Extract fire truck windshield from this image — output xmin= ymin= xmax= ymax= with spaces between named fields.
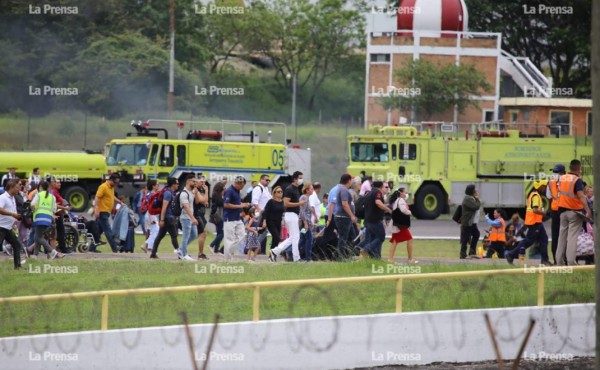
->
xmin=351 ymin=143 xmax=388 ymax=162
xmin=107 ymin=144 xmax=149 ymax=166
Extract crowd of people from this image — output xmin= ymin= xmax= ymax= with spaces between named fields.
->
xmin=458 ymin=159 xmax=594 ymax=266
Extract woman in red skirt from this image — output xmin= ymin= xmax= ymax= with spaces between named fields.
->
xmin=388 ymin=188 xmax=418 ymax=264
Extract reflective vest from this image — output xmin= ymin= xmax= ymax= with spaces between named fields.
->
xmin=557 ymin=174 xmax=583 ymax=210
xmin=524 ymin=191 xmax=543 ymax=225
xmin=33 ymin=191 xmax=55 ymax=227
xmin=488 ymin=218 xmax=506 ymax=242
xmin=549 ymin=178 xmax=559 ymax=211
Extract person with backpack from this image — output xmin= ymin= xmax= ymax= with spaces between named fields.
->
xmin=387 ymin=188 xmax=416 ymax=263
xmin=140 ymin=180 xmax=159 ymax=253
xmin=251 ymin=174 xmax=272 ymax=254
xmin=150 ymin=177 xmax=181 ymax=259
xmin=357 ymin=181 xmax=392 ymax=259
xmin=194 ymin=176 xmax=210 ymax=260
xmin=208 ymin=182 xmax=225 ymax=254
xmin=178 ymin=174 xmax=198 ymax=261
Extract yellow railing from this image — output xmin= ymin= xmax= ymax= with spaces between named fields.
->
xmin=0 ymin=265 xmax=593 ymax=331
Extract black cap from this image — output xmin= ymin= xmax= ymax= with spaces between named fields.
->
xmin=552 ymin=164 xmax=566 ymax=173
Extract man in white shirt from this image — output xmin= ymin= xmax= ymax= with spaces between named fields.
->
xmin=0 ymin=179 xmax=24 ymax=269
xmin=1 ymin=167 xmax=17 ymax=189
xmin=251 ymin=174 xmax=272 ymax=254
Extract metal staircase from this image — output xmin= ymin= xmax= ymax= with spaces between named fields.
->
xmin=499 ymin=50 xmax=552 ymax=97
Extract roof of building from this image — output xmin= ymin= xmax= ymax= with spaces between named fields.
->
xmin=499 ymin=97 xmax=592 ymax=108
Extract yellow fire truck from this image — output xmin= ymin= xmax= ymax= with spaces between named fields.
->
xmin=347 ymin=123 xmax=593 ymax=219
xmin=104 ymin=120 xmax=311 ymax=197
xmin=0 ymin=151 xmax=105 ymax=212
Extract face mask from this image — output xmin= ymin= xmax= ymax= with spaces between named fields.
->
xmin=297 ymin=179 xmax=304 ymax=185
xmin=405 ymin=194 xmax=410 ymax=201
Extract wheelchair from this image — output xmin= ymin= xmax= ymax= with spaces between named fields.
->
xmin=63 ymin=213 xmax=96 ymax=253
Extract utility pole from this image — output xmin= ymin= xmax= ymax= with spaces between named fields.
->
xmin=168 ymin=0 xmax=175 ymax=119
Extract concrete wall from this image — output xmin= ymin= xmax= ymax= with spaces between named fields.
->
xmin=0 ymin=304 xmax=594 ymax=370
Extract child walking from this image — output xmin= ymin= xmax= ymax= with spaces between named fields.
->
xmin=245 ymin=207 xmax=263 ymax=261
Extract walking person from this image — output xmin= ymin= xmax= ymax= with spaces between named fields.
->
xmin=94 ymin=174 xmax=123 ymax=253
xmin=330 ymin=173 xmax=359 ymax=260
xmin=195 ymin=176 xmax=210 ymax=260
xmin=149 ymin=177 xmax=181 ymax=259
xmin=483 ymin=209 xmax=506 ymax=258
xmin=262 ymin=186 xmax=285 ymax=258
xmin=223 ymin=177 xmax=250 ymax=261
xmin=459 ymin=184 xmax=481 ymax=259
xmin=179 ymin=174 xmax=198 ymax=261
xmin=133 ymin=185 xmax=148 ymax=238
xmin=388 ymin=188 xmax=416 ymax=263
xmin=506 ymin=180 xmax=551 ymax=265
xmin=30 ymin=181 xmax=62 ymax=259
xmin=251 ymin=174 xmax=272 ymax=254
xmin=140 ymin=180 xmax=159 ymax=253
xmin=555 ymin=159 xmax=592 ymax=266
xmin=28 ymin=168 xmax=41 ymax=192
xmin=208 ymin=182 xmax=225 ymax=254
xmin=0 ymin=180 xmax=26 ymax=269
xmin=546 ymin=164 xmax=565 ymax=262
xmin=357 ymin=181 xmax=392 ymax=259
xmin=245 ymin=207 xmax=263 ymax=262
xmin=298 ymin=183 xmax=316 ymax=261
xmin=50 ymin=178 xmax=72 ymax=254
xmin=269 ymin=171 xmax=306 ymax=262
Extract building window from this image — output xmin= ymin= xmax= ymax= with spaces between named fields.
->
xmin=509 ymin=110 xmax=518 ymax=123
xmin=370 ymin=54 xmax=390 ymax=63
xmin=587 ymin=112 xmax=592 ymax=136
xmin=549 ymin=110 xmax=571 ymax=135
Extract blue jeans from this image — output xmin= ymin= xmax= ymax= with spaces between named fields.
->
xmin=137 ymin=211 xmax=147 ymax=235
xmin=334 ymin=216 xmax=353 ymax=260
xmin=298 ymin=228 xmax=313 ymax=261
xmin=210 ymin=221 xmax=224 ymax=251
xmin=98 ymin=212 xmax=118 ymax=252
xmin=180 ymin=218 xmax=198 ymax=257
xmin=359 ymin=222 xmax=385 ymax=259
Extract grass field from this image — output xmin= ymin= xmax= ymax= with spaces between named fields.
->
xmin=0 ymin=237 xmax=594 ymax=338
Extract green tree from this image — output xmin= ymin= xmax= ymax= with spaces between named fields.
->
xmin=380 ymin=59 xmax=492 ymax=121
xmin=244 ymin=0 xmax=366 ymax=111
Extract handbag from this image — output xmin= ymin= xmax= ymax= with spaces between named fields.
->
xmin=209 ymin=207 xmax=223 ymax=224
xmin=391 ymin=199 xmax=411 ymax=228
xmin=577 ymin=223 xmax=595 ymax=257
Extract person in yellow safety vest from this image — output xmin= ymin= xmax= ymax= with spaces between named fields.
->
xmin=546 ymin=164 xmax=565 ymax=263
xmin=506 ymin=180 xmax=550 ymax=265
xmin=555 ymin=159 xmax=592 ymax=266
xmin=483 ymin=209 xmax=506 ymax=258
xmin=30 ymin=181 xmax=63 ymax=259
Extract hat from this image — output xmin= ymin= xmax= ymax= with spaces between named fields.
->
xmin=552 ymin=164 xmax=565 ymax=173
xmin=533 ymin=179 xmax=548 ymax=189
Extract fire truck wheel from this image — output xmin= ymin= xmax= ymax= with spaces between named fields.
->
xmin=63 ymin=185 xmax=89 ymax=212
xmin=413 ymin=184 xmax=445 ymax=220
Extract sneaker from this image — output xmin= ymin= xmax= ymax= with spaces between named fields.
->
xmin=182 ymin=255 xmax=194 ymax=261
xmin=506 ymin=254 xmax=514 ymax=265
xmin=49 ymin=250 xmax=58 ymax=260
xmin=408 ymin=259 xmax=419 ymax=264
xmin=198 ymin=254 xmax=208 ymax=260
xmin=174 ymin=249 xmax=183 ymax=259
xmin=20 ymin=259 xmax=27 ymax=265
xmin=268 ymin=251 xmax=277 ymax=262
xmin=541 ymin=259 xmax=553 ymax=266
xmin=149 ymin=255 xmax=159 ymax=259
